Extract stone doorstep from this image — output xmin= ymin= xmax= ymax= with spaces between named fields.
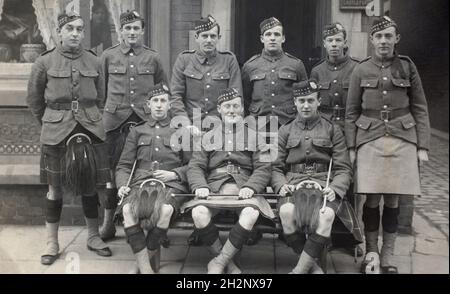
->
xmin=0 ymin=164 xmax=41 ymax=185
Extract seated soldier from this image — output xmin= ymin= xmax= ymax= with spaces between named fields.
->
xmin=182 ymin=88 xmax=274 ymax=274
xmin=115 ymin=83 xmax=189 ymax=274
xmin=272 ymin=80 xmax=362 ymax=274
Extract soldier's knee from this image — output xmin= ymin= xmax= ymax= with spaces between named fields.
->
xmin=192 ymin=206 xmax=211 ymax=226
xmin=240 ymin=207 xmax=260 ymax=222
xmin=48 ymin=186 xmax=63 ymax=200
xmin=160 ymin=204 xmax=174 ymax=219
xmin=122 ymin=204 xmax=134 ymax=218
xmin=319 ymin=207 xmax=335 ymax=224
xmin=279 ymin=203 xmax=295 ymax=221
xmin=383 ymin=194 xmax=399 ymax=208
xmin=365 ymin=194 xmax=382 ymax=208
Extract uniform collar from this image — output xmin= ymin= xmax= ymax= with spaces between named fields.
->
xmin=147 ymin=115 xmax=171 ymax=127
xmin=326 ymin=53 xmax=349 ymax=69
xmin=120 ymin=42 xmax=144 ymax=55
xmin=57 ymin=44 xmax=83 ymax=59
xmin=195 ymin=50 xmax=217 ymax=65
xmin=295 ymin=113 xmax=321 ymax=130
xmin=261 ymin=49 xmax=284 ymax=62
xmin=370 ymin=52 xmax=397 ymax=68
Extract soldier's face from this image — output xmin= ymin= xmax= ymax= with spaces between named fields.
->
xmin=324 ymin=32 xmax=346 ymax=58
xmin=370 ymin=26 xmax=400 ymax=58
xmin=195 ymin=26 xmax=220 ymax=55
xmin=120 ymin=20 xmax=144 ymax=46
xmin=260 ymin=26 xmax=285 ymax=54
xmin=218 ymin=97 xmax=244 ymax=124
xmin=294 ymin=93 xmax=320 ymax=120
xmin=58 ymin=19 xmax=85 ymax=49
xmin=147 ymin=94 xmax=170 ymax=120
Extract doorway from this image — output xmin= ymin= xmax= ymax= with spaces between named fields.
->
xmin=234 ymin=0 xmax=331 ymax=73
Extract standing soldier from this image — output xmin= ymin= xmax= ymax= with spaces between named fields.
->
xmin=170 ymin=15 xmax=242 ymax=122
xmin=115 ymin=83 xmax=189 ymax=274
xmin=272 ymin=80 xmax=362 ymax=274
xmin=182 ymin=88 xmax=274 ymax=274
xmin=345 ymin=16 xmax=430 ymax=274
xmin=100 ymin=10 xmax=168 ymax=241
xmin=310 ymin=23 xmax=361 ymax=255
xmin=27 ymin=12 xmax=112 ymax=265
xmin=242 ymin=17 xmax=308 ymax=127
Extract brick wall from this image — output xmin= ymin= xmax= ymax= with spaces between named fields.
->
xmin=170 ymin=0 xmax=202 ymax=70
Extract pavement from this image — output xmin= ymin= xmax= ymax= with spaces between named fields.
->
xmin=0 ymin=135 xmax=448 ymax=274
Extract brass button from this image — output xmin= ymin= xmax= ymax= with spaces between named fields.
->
xmin=383 ymin=91 xmax=387 ymax=95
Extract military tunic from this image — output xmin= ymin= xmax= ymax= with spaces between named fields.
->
xmin=310 ymin=54 xmax=358 ymax=128
xmin=27 ymin=45 xmax=110 ymax=186
xmin=27 ymin=46 xmax=106 ymax=145
xmin=242 ymin=50 xmax=308 ymax=126
xmin=115 ymin=116 xmax=189 ymax=193
xmin=170 ymin=50 xmax=243 ymax=121
xmin=345 ymin=54 xmax=431 ymax=195
xmin=101 ymin=42 xmax=168 ymax=132
xmin=272 ymin=114 xmax=362 ymax=241
xmin=182 ymin=122 xmax=274 ymax=219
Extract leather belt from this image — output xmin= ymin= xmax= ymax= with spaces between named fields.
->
xmin=210 ymin=163 xmax=252 ymax=176
xmin=290 ymin=163 xmax=328 ymax=174
xmin=362 ymin=107 xmax=410 ymax=122
xmin=47 ymin=101 xmax=97 ymax=113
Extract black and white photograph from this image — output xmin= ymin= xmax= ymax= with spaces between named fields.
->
xmin=0 ymin=0 xmax=448 ymax=278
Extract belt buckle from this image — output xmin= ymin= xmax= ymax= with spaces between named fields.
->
xmin=332 ymin=106 xmax=343 ymax=121
xmin=304 ymin=163 xmax=316 ymax=175
xmin=71 ymin=101 xmax=79 ymax=113
xmin=151 ymin=161 xmax=160 ymax=171
xmin=226 ymin=163 xmax=239 ymax=175
xmin=380 ymin=110 xmax=391 ymax=122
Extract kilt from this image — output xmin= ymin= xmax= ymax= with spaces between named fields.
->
xmin=116 ymin=187 xmax=187 ymax=225
xmin=278 ymin=193 xmax=363 ymax=242
xmin=40 ymin=130 xmax=111 ymax=188
xmin=356 ymin=136 xmax=421 ymax=195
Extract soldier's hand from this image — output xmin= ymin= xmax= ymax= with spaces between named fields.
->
xmin=418 ymin=149 xmax=429 ymax=164
xmin=322 ymin=187 xmax=336 ymax=202
xmin=239 ymin=187 xmax=255 ymax=199
xmin=118 ymin=186 xmax=131 ymax=198
xmin=279 ymin=184 xmax=296 ymax=197
xmin=195 ymin=188 xmax=210 ymax=199
xmin=186 ymin=125 xmax=202 ymax=137
xmin=349 ymin=149 xmax=356 ymax=165
xmin=153 ymin=170 xmax=178 ymax=182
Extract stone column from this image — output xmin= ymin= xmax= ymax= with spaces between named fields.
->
xmin=201 ymin=0 xmax=233 ymax=51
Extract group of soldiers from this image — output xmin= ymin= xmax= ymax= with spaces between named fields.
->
xmin=26 ymin=10 xmax=430 ymax=275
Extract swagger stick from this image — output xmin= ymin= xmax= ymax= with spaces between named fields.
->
xmin=321 ymin=158 xmax=333 ymax=213
xmin=118 ymin=159 xmax=137 ymax=206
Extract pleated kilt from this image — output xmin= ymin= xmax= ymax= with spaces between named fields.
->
xmin=40 ymin=130 xmax=111 ymax=188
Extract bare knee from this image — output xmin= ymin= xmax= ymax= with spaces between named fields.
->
xmin=239 ymin=207 xmax=260 ymax=229
xmin=48 ymin=186 xmax=63 ymax=200
xmin=160 ymin=204 xmax=174 ymax=219
xmin=383 ymin=194 xmax=399 ymax=208
xmin=319 ymin=207 xmax=335 ymax=225
xmin=316 ymin=207 xmax=335 ymax=236
xmin=123 ymin=204 xmax=138 ymax=227
xmin=279 ymin=203 xmax=295 ymax=223
xmin=192 ymin=206 xmax=211 ymax=228
xmin=365 ymin=194 xmax=382 ymax=208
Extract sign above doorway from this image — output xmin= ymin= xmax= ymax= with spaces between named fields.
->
xmin=339 ymin=0 xmax=372 ymax=10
